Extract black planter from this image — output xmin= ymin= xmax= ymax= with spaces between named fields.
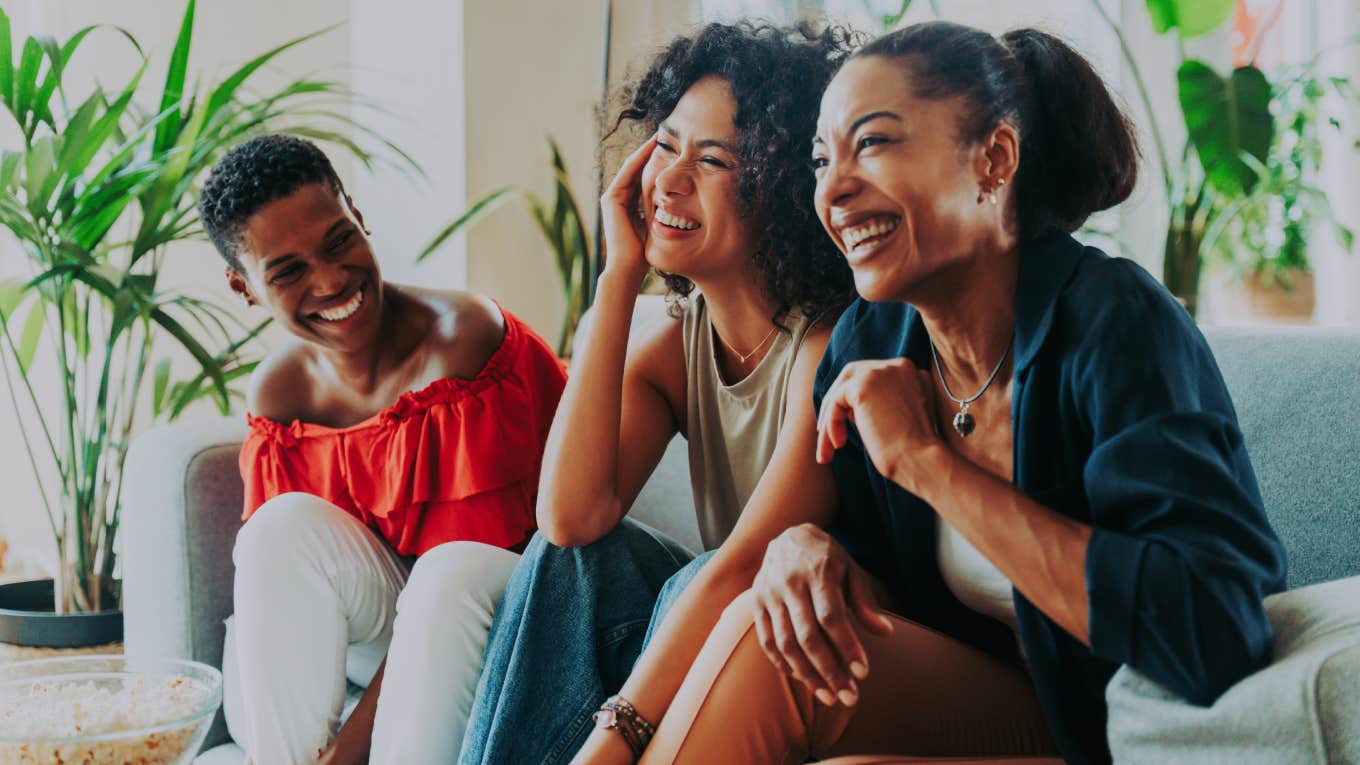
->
xmin=0 ymin=579 xmax=123 ymax=648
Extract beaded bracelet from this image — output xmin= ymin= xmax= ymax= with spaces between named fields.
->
xmin=592 ymin=695 xmax=656 ymax=757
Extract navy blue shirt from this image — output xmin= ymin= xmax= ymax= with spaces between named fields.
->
xmin=813 ymin=229 xmax=1287 ymax=765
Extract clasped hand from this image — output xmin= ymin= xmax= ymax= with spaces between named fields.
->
xmin=751 ymin=359 xmax=950 ymax=705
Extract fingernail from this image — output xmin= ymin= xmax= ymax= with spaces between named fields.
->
xmin=815 ymin=688 xmax=836 ymax=706
xmin=838 ymin=688 xmax=858 ymax=706
xmin=850 ymin=661 xmax=867 ymax=679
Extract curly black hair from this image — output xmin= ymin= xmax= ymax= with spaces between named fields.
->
xmin=611 ymin=21 xmax=860 ymax=320
xmin=198 ymin=134 xmax=345 ymax=271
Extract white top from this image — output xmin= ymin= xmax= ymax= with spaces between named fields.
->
xmin=936 ymin=520 xmax=1019 ymax=631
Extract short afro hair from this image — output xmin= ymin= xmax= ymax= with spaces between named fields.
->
xmin=610 ymin=21 xmax=861 ymax=321
xmin=198 ymin=134 xmax=344 ymax=270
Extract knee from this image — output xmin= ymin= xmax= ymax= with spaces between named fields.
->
xmin=233 ymin=492 xmax=338 ymax=570
xmin=400 ymin=542 xmax=519 ymax=614
xmin=717 ymin=589 xmax=758 ymax=634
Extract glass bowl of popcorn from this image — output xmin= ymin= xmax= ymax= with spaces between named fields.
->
xmin=0 ymin=655 xmax=222 ymax=765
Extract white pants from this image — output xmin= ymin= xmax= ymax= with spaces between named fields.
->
xmin=223 ymin=492 xmax=520 ymax=765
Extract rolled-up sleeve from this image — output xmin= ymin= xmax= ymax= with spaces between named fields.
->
xmin=1075 ymin=268 xmax=1287 ymax=706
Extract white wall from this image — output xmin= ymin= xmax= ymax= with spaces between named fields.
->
xmin=349 ymin=0 xmax=467 ymax=289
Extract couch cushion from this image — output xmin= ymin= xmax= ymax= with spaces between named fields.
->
xmin=1106 ymin=575 xmax=1360 ymax=764
xmin=1201 ymin=328 xmax=1360 ymax=588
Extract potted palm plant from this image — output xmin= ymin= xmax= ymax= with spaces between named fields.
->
xmin=0 ymin=0 xmax=410 ymax=647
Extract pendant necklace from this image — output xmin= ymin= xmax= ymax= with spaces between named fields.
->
xmin=717 ymin=323 xmax=778 ymax=365
xmin=928 ymin=337 xmax=1012 ymax=437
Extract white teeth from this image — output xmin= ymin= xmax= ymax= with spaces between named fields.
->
xmin=841 ymin=217 xmax=900 ymax=251
xmin=655 ymin=208 xmax=700 ymax=230
xmin=316 ymin=288 xmax=364 ymax=322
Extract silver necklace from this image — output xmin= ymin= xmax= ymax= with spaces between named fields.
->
xmin=928 ymin=338 xmax=1013 ymax=437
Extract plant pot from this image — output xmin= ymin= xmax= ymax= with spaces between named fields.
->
xmin=0 ymin=579 xmax=123 ymax=649
xmin=1240 ymin=269 xmax=1315 ymax=324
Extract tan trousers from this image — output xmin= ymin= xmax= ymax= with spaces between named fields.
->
xmin=641 ymin=591 xmax=1062 ymax=765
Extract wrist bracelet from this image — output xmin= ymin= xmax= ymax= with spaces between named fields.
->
xmin=592 ymin=695 xmax=656 ymax=757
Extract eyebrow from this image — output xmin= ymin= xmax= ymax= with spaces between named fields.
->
xmin=659 ymin=121 xmax=738 ymax=154
xmin=813 ymin=110 xmax=906 ymax=146
xmin=262 ymin=219 xmax=351 ymax=272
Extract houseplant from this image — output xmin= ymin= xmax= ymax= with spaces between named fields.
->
xmin=1203 ymin=61 xmax=1359 ymax=321
xmin=0 ymin=0 xmax=409 ymax=635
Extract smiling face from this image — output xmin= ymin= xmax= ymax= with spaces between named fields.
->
xmin=812 ymin=55 xmax=1004 ymax=303
xmin=639 ymin=75 xmax=761 ymax=282
xmin=226 ymin=183 xmax=383 ymax=353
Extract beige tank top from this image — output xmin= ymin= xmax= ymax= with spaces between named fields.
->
xmin=683 ymin=294 xmax=820 ymax=550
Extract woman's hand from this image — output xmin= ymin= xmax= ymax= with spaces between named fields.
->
xmin=752 ymin=524 xmax=893 ymax=706
xmin=599 ymin=136 xmax=658 ymax=281
xmin=815 ymin=358 xmax=946 ymax=496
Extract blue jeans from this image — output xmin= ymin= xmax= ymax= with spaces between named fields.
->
xmin=458 ymin=518 xmax=713 ymax=765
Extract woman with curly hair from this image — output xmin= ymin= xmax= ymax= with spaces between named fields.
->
xmin=457 ymin=21 xmax=856 ymax=765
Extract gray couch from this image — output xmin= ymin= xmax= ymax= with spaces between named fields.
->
xmin=122 ymin=326 xmax=1360 ymax=762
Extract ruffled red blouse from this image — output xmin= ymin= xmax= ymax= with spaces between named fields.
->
xmin=239 ymin=308 xmax=567 ymax=556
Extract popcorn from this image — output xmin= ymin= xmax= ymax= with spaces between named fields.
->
xmin=0 ymin=673 xmax=213 ymax=764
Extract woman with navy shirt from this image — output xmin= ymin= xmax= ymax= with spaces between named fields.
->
xmin=627 ymin=22 xmax=1287 ymax=765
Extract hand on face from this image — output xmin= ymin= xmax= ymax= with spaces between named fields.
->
xmin=752 ymin=523 xmax=893 ymax=706
xmin=816 ymin=357 xmax=945 ymax=495
xmin=599 ymin=135 xmax=658 ymax=281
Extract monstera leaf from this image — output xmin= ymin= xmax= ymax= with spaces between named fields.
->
xmin=1178 ymin=61 xmax=1273 ymax=195
xmin=1146 ymin=0 xmax=1234 ymax=38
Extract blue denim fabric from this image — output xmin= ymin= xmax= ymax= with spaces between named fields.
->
xmin=458 ymin=518 xmax=713 ymax=765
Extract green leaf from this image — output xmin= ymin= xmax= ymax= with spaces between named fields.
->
xmin=23 ymin=135 xmax=56 ymax=212
xmin=0 ymin=277 xmax=28 ymax=319
xmin=416 ymin=187 xmax=515 ymax=262
xmin=1337 ymin=225 xmax=1354 ymax=253
xmin=204 ymin=24 xmax=338 ymax=119
xmin=1146 ymin=0 xmax=1233 ymax=38
xmin=151 ymin=358 xmax=172 ymax=417
xmin=33 ymin=26 xmax=94 ymax=126
xmin=524 ymin=194 xmax=559 ymax=258
xmin=15 ymin=297 xmax=44 ymax=372
xmin=879 ymin=0 xmax=912 ymax=30
xmin=55 ymin=90 xmax=101 ymax=175
xmin=154 ymin=0 xmax=195 ymax=153
xmin=60 ymin=286 xmax=89 ymax=358
xmin=150 ymin=306 xmax=228 ymax=407
xmin=13 ymin=36 xmax=41 ymax=122
xmin=0 ymin=150 xmax=19 ymax=189
xmin=1178 ymin=61 xmax=1273 ymax=196
xmin=0 ymin=8 xmax=14 ymax=107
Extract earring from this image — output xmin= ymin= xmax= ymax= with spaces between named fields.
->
xmin=980 ymin=177 xmax=1005 ymax=205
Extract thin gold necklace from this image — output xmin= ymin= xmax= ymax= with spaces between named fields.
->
xmin=716 ymin=323 xmax=779 ymax=365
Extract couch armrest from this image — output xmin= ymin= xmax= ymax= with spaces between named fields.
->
xmin=1106 ymin=575 xmax=1360 ymax=764
xmin=122 ymin=418 xmax=248 ymax=749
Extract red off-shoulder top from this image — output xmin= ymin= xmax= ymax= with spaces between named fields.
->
xmin=239 ymin=308 xmax=567 ymax=556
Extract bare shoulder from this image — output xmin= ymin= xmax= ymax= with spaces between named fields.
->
xmin=246 ymin=338 xmax=317 ymax=422
xmin=626 ymin=307 xmax=686 ymax=395
xmin=637 ymin=308 xmax=688 ymax=433
xmin=403 ymin=287 xmax=508 ymax=379
xmin=792 ymin=309 xmax=839 ymax=376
